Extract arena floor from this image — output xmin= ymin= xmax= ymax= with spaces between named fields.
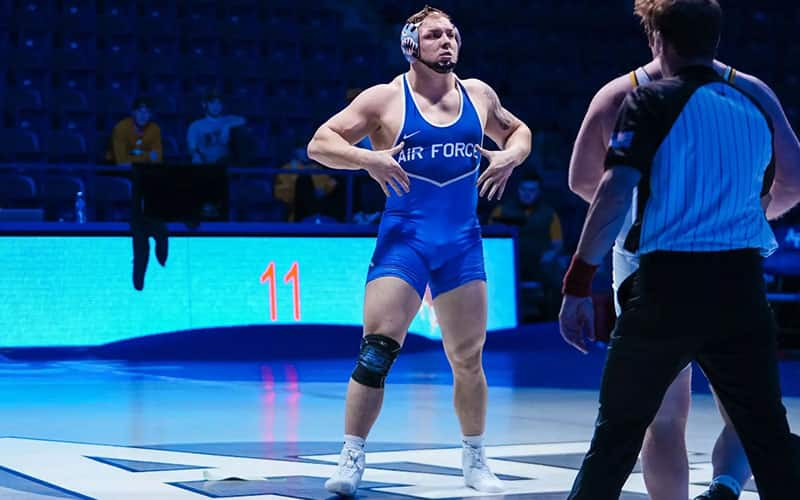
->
xmin=0 ymin=347 xmax=797 ymax=499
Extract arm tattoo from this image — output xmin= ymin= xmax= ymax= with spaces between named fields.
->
xmin=495 ymin=106 xmax=514 ymax=130
xmin=487 ymin=87 xmax=513 ymax=130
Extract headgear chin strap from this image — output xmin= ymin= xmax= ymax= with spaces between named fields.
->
xmin=400 ymin=21 xmax=461 ymax=74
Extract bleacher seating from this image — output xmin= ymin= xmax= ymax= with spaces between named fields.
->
xmin=0 ymin=128 xmax=42 ymax=162
xmin=92 ymin=174 xmax=131 ymax=221
xmin=0 ymin=173 xmax=38 ymax=208
xmin=0 ymin=1 xmax=796 ymax=228
xmin=40 ymin=173 xmax=84 ymax=220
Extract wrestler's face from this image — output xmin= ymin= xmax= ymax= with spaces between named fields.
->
xmin=418 ymin=14 xmax=459 ymax=72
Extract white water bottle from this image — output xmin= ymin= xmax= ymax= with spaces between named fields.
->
xmin=74 ymin=191 xmax=87 ymax=224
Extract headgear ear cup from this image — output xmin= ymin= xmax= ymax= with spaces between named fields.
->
xmin=400 ymin=23 xmax=420 ymax=63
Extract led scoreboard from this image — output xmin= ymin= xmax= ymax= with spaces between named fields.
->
xmin=0 ymin=232 xmax=517 ymax=347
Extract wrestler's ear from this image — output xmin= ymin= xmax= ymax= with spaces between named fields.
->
xmin=651 ymin=30 xmax=664 ymax=58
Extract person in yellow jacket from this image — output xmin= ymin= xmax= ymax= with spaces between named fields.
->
xmin=107 ymin=97 xmax=163 ymax=165
xmin=274 ymin=145 xmax=341 ymax=221
xmin=107 ymin=97 xmax=167 ymax=290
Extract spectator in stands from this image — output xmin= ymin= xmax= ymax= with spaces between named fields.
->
xmin=274 ymin=145 xmax=344 ymax=222
xmin=106 ymin=97 xmax=167 ymax=290
xmin=490 ymin=171 xmax=564 ymax=317
xmin=108 ymin=97 xmax=163 ymax=166
xmin=187 ymin=90 xmax=247 ymax=164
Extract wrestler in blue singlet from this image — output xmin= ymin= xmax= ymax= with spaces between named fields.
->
xmin=366 ymin=73 xmax=485 ymax=299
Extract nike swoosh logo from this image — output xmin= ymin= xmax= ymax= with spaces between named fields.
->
xmin=402 ymin=130 xmax=421 ymax=140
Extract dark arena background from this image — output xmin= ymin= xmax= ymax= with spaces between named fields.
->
xmin=0 ymin=1 xmax=798 ymax=498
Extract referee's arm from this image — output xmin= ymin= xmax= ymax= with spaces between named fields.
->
xmin=560 ymin=88 xmax=661 ymax=353
xmin=575 ymin=167 xmax=640 ymax=265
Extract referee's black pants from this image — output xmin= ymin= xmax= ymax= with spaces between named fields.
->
xmin=568 ymin=250 xmax=800 ymax=500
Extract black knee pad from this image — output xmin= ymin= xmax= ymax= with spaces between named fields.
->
xmin=351 ymin=334 xmax=401 ymax=388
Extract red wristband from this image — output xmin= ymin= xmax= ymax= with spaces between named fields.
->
xmin=562 ymin=255 xmax=599 ymax=297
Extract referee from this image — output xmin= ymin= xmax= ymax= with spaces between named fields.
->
xmin=559 ymin=1 xmax=800 ymax=499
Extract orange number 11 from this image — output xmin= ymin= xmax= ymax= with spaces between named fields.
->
xmin=260 ymin=261 xmax=301 ymax=321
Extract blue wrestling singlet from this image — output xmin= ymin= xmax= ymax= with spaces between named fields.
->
xmin=366 ymin=73 xmax=486 ymax=299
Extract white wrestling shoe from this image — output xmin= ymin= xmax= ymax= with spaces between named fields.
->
xmin=462 ymin=443 xmax=504 ymax=493
xmin=324 ymin=446 xmax=365 ymax=496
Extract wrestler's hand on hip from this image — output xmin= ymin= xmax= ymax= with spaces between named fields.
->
xmin=364 ymin=142 xmax=410 ymax=197
xmin=476 ymin=145 xmax=517 ymax=201
xmin=559 ymin=294 xmax=596 ymax=354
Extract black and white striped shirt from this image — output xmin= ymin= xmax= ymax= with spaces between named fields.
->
xmin=606 ymin=65 xmax=777 ymax=256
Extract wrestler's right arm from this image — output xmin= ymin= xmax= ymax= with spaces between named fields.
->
xmin=568 ymin=78 xmax=629 ymax=203
xmin=307 ymin=85 xmax=409 ymax=197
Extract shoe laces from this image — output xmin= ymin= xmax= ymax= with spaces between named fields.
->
xmin=465 ymin=444 xmax=490 ymax=472
xmin=340 ymin=447 xmax=362 ymax=475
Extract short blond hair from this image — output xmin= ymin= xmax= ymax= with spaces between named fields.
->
xmin=635 ymin=0 xmax=722 ymax=58
xmin=406 ymin=5 xmax=452 ymax=25
xmin=634 ymin=0 xmax=659 ymax=36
